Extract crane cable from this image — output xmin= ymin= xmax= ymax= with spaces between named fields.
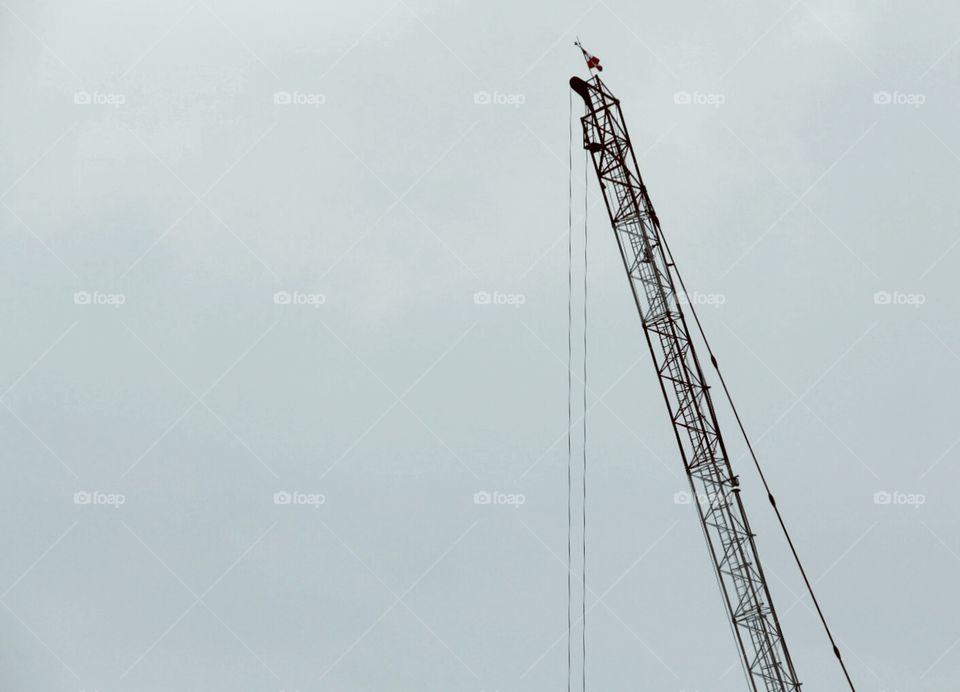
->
xmin=580 ymin=140 xmax=588 ymax=692
xmin=567 ymin=88 xmax=590 ymax=692
xmin=566 ymin=86 xmax=574 ymax=692
xmin=658 ymin=230 xmax=858 ymax=692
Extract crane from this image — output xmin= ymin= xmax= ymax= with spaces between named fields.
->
xmin=569 ymin=62 xmax=814 ymax=691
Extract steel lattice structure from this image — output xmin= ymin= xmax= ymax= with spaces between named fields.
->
xmin=570 ymin=74 xmax=803 ymax=692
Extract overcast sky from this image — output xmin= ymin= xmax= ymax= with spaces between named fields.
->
xmin=2 ymin=0 xmax=960 ymax=690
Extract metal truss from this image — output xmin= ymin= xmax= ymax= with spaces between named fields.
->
xmin=571 ymin=74 xmax=802 ymax=692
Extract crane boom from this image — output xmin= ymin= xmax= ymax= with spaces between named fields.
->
xmin=570 ymin=73 xmax=803 ymax=692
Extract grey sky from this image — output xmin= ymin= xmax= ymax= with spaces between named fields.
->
xmin=1 ymin=0 xmax=959 ymax=690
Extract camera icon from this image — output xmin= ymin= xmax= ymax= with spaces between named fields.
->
xmin=273 ymin=91 xmax=292 ymax=105
xmin=273 ymin=291 xmax=292 ymax=305
xmin=474 ymin=491 xmax=492 ymax=505
xmin=473 ymin=91 xmax=491 ymax=105
xmin=873 ymin=491 xmax=892 ymax=505
xmin=74 ymin=91 xmax=92 ymax=105
xmin=873 ymin=91 xmax=892 ymax=105
xmin=473 ymin=291 xmax=491 ymax=305
xmin=673 ymin=490 xmax=692 ymax=505
xmin=74 ymin=291 xmax=91 ymax=305
xmin=673 ymin=91 xmax=692 ymax=105
xmin=74 ymin=491 xmax=92 ymax=505
xmin=873 ymin=290 xmax=892 ymax=305
xmin=274 ymin=491 xmax=292 ymax=505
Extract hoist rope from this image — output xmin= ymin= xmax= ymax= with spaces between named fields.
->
xmin=580 ymin=145 xmax=588 ymax=692
xmin=566 ymin=87 xmax=574 ymax=692
xmin=568 ymin=88 xmax=590 ymax=692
